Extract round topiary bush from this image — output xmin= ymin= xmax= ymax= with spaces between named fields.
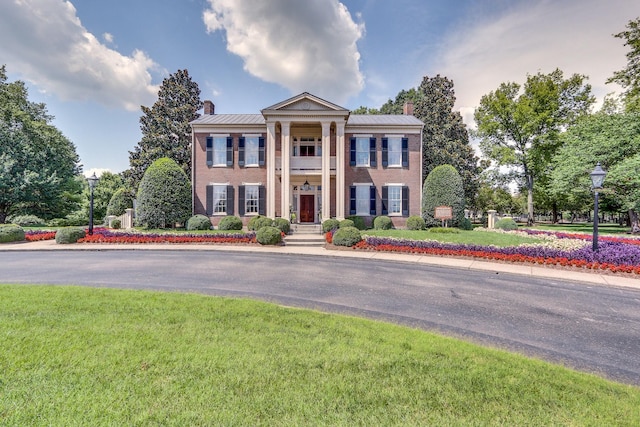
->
xmin=406 ymin=215 xmax=425 ymax=230
xmin=495 ymin=218 xmax=518 ymax=231
xmin=373 ymin=215 xmax=393 ymax=230
xmin=458 ymin=217 xmax=473 ymax=231
xmin=186 ymin=214 xmax=212 ymax=231
xmin=7 ymin=215 xmax=45 ymax=227
xmin=110 ymin=219 xmax=121 ymax=229
xmin=346 ymin=215 xmax=366 ymax=230
xmin=339 ymin=219 xmax=355 ymax=229
xmin=0 ymin=224 xmax=25 ymax=243
xmin=106 ymin=188 xmax=134 ymax=217
xmin=256 ymin=226 xmax=283 ymax=245
xmin=332 ymin=226 xmax=362 ymax=247
xmin=422 ymin=164 xmax=466 ymax=228
xmin=218 ymin=215 xmax=243 ymax=231
xmin=272 ymin=218 xmax=291 ymax=234
xmin=55 ymin=227 xmax=86 ymax=244
xmin=247 ymin=215 xmax=274 ymax=231
xmin=322 ymin=219 xmax=340 ymax=233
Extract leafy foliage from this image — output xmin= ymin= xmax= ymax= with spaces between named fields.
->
xmin=55 ymin=227 xmax=86 ymax=244
xmin=106 ymin=188 xmax=134 ymax=217
xmin=125 ymin=70 xmax=202 ymax=191
xmin=136 ymin=158 xmax=191 ymax=229
xmin=422 ymin=165 xmax=466 ymax=228
xmin=322 ymin=219 xmax=340 ymax=233
xmin=0 ymin=65 xmax=81 ymax=223
xmin=608 ymin=17 xmax=640 ymax=111
xmin=373 ymin=215 xmax=393 ymax=230
xmin=495 ymin=218 xmax=518 ymax=231
xmin=0 ymin=223 xmax=25 ymax=243
xmin=7 ymin=214 xmax=45 ymax=227
xmin=406 ymin=215 xmax=425 ymax=230
xmin=256 ymin=226 xmax=282 ymax=245
xmin=339 ymin=219 xmax=355 ymax=229
xmin=247 ymin=215 xmax=273 ymax=231
xmin=345 ymin=215 xmax=365 ymax=230
xmin=186 ymin=214 xmax=212 ymax=231
xmin=272 ymin=218 xmax=291 ymax=234
xmin=218 ymin=216 xmax=243 ymax=231
xmin=332 ymin=226 xmax=362 ymax=247
xmin=90 ymin=172 xmax=124 ymax=222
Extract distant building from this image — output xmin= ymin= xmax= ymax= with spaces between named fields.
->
xmin=190 ymin=92 xmax=424 ymax=228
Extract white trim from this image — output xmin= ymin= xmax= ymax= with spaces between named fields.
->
xmin=242 ymin=133 xmax=262 ymax=137
xmin=384 ymin=134 xmax=405 ymax=138
xmin=241 ymin=182 xmax=263 ymax=186
xmin=209 ymin=133 xmax=230 ymax=137
xmin=353 ymin=134 xmax=373 ymax=137
xmin=209 ymin=182 xmax=230 ymax=186
xmin=353 ymin=182 xmax=373 ymax=186
xmin=384 ymin=183 xmax=405 ymax=186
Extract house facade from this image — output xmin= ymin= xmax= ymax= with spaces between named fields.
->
xmin=190 ymin=92 xmax=424 ymax=228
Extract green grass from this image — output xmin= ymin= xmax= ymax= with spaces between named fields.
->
xmin=530 ymin=223 xmax=630 ymax=235
xmin=1 ymin=285 xmax=638 ymax=426
xmin=364 ymin=229 xmax=544 ymax=247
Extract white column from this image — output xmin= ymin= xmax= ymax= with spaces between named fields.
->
xmin=280 ymin=121 xmax=291 ymax=218
xmin=266 ymin=122 xmax=276 ymax=218
xmin=336 ymin=122 xmax=345 ymax=220
xmin=321 ymin=121 xmax=331 ymax=222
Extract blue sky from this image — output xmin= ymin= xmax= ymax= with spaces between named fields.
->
xmin=2 ymin=0 xmax=639 ymax=175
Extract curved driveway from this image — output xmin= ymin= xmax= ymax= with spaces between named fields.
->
xmin=1 ymin=249 xmax=640 ymax=386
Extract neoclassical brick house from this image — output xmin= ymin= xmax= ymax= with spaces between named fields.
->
xmin=190 ymin=92 xmax=424 ymax=228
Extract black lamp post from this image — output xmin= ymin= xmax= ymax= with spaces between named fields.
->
xmin=87 ymin=172 xmax=99 ymax=235
xmin=589 ymin=162 xmax=606 ymax=252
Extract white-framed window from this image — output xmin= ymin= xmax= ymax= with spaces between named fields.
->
xmin=387 ymin=185 xmax=402 ymax=215
xmin=356 ymin=137 xmax=369 ymax=166
xmin=212 ymin=137 xmax=228 ymax=166
xmin=387 ymin=137 xmax=402 ymax=167
xmin=245 ymin=185 xmax=259 ymax=214
xmin=244 ymin=136 xmax=259 ymax=166
xmin=356 ymin=185 xmax=370 ymax=215
xmin=212 ymin=185 xmax=227 ymax=214
xmin=293 ymin=137 xmax=322 ymax=157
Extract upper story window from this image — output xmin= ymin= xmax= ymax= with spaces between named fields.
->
xmin=293 ymin=137 xmax=321 ymax=157
xmin=382 ymin=137 xmax=409 ymax=167
xmin=350 ymin=137 xmax=377 ymax=167
xmin=206 ymin=136 xmax=233 ymax=167
xmin=239 ymin=136 xmax=265 ymax=167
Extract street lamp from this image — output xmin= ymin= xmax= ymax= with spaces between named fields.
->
xmin=87 ymin=172 xmax=99 ymax=235
xmin=589 ymin=162 xmax=607 ymax=252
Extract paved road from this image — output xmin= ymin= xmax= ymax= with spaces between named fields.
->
xmin=2 ymin=249 xmax=640 ymax=386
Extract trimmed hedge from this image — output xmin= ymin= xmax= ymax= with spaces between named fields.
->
xmin=406 ymin=215 xmax=425 ymax=230
xmin=428 ymin=227 xmax=460 ymax=234
xmin=332 ymin=226 xmax=362 ymax=247
xmin=346 ymin=215 xmax=365 ymax=230
xmin=322 ymin=219 xmax=340 ymax=233
xmin=247 ymin=215 xmax=273 ymax=231
xmin=186 ymin=214 xmax=212 ymax=231
xmin=106 ymin=188 xmax=134 ymax=217
xmin=459 ymin=217 xmax=473 ymax=231
xmin=495 ymin=218 xmax=518 ymax=231
xmin=373 ymin=215 xmax=393 ymax=230
xmin=256 ymin=226 xmax=282 ymax=245
xmin=218 ymin=216 xmax=243 ymax=231
xmin=7 ymin=215 xmax=45 ymax=227
xmin=55 ymin=227 xmax=86 ymax=244
xmin=339 ymin=219 xmax=355 ymax=229
xmin=0 ymin=224 xmax=25 ymax=243
xmin=272 ymin=218 xmax=291 ymax=234
xmin=110 ymin=219 xmax=121 ymax=229
xmin=422 ymin=164 xmax=466 ymax=228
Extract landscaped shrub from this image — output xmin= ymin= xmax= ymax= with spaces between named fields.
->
xmin=8 ymin=215 xmax=45 ymax=227
xmin=322 ymin=219 xmax=340 ymax=233
xmin=247 ymin=215 xmax=273 ymax=231
xmin=186 ymin=214 xmax=212 ymax=231
xmin=346 ymin=215 xmax=366 ymax=230
xmin=218 ymin=215 xmax=243 ymax=231
xmin=55 ymin=227 xmax=86 ymax=244
xmin=136 ymin=158 xmax=191 ymax=229
xmin=422 ymin=164 xmax=466 ymax=228
xmin=110 ymin=219 xmax=121 ymax=229
xmin=428 ymin=227 xmax=460 ymax=234
xmin=106 ymin=188 xmax=134 ymax=217
xmin=332 ymin=226 xmax=362 ymax=247
xmin=495 ymin=218 xmax=518 ymax=231
xmin=373 ymin=215 xmax=393 ymax=230
xmin=272 ymin=218 xmax=291 ymax=234
xmin=0 ymin=224 xmax=25 ymax=243
xmin=406 ymin=215 xmax=425 ymax=230
xmin=339 ymin=219 xmax=355 ymax=229
xmin=256 ymin=226 xmax=282 ymax=245
xmin=459 ymin=217 xmax=473 ymax=231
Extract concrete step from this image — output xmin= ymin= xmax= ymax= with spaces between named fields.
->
xmin=284 ymin=233 xmax=326 ymax=247
xmin=291 ymin=224 xmax=322 ymax=234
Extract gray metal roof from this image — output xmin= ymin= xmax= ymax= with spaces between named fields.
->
xmin=346 ymin=114 xmax=423 ymax=126
xmin=191 ymin=114 xmax=265 ymax=126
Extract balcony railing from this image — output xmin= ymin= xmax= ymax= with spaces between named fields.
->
xmin=275 ymin=156 xmax=336 ymax=175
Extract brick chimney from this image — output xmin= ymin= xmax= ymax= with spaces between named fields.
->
xmin=203 ymin=100 xmax=215 ymax=115
xmin=403 ymin=101 xmax=414 ymax=116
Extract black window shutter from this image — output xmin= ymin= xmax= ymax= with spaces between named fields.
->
xmin=238 ymin=137 xmax=245 ymax=166
xmin=349 ymin=138 xmax=356 ymax=166
xmin=258 ymin=186 xmax=266 ymax=215
xmin=381 ymin=186 xmax=388 ymax=215
xmin=369 ymin=186 xmax=376 ymax=215
xmin=369 ymin=138 xmax=377 ymax=168
xmin=226 ymin=137 xmax=234 ymax=166
xmin=349 ymin=186 xmax=356 ymax=215
xmin=381 ymin=138 xmax=388 ymax=167
xmin=258 ymin=137 xmax=265 ymax=166
xmin=206 ymin=185 xmax=213 ymax=215
xmin=402 ymin=137 xmax=409 ymax=167
xmin=227 ymin=185 xmax=235 ymax=216
xmin=402 ymin=186 xmax=409 ymax=216
xmin=206 ymin=137 xmax=213 ymax=166
xmin=238 ymin=186 xmax=245 ymax=216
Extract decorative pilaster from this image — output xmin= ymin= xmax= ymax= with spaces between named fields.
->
xmin=281 ymin=122 xmax=291 ymax=218
xmin=336 ymin=122 xmax=345 ymax=220
xmin=266 ymin=122 xmax=277 ymax=218
xmin=321 ymin=121 xmax=331 ymax=222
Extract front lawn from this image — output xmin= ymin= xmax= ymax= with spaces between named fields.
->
xmin=1 ymin=285 xmax=638 ymax=425
xmin=363 ymin=229 xmax=544 ymax=247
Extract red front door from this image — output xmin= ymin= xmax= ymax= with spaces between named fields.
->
xmin=300 ymin=195 xmax=315 ymax=223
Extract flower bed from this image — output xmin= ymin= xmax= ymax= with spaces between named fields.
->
xmin=25 ymin=230 xmax=57 ymax=241
xmin=78 ymin=228 xmax=256 ymax=244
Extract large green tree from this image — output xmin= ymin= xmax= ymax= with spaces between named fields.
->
xmin=474 ymin=69 xmax=595 ymax=225
xmin=607 ymin=17 xmax=640 ymax=111
xmin=551 ymin=111 xmax=640 ymax=232
xmin=125 ymin=69 xmax=202 ymax=191
xmin=0 ymin=65 xmax=81 ymax=223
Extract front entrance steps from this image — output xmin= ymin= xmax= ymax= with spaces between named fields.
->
xmin=285 ymin=223 xmax=325 ymax=247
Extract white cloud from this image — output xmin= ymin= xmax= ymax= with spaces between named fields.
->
xmin=0 ymin=0 xmax=158 ymax=111
xmin=433 ymin=0 xmax=640 ymax=124
xmin=203 ymin=0 xmax=365 ymax=104
xmin=103 ymin=32 xmax=114 ymax=44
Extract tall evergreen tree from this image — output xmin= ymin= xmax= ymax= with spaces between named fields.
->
xmin=125 ymin=69 xmax=202 ymax=191
xmin=607 ymin=17 xmax=640 ymax=111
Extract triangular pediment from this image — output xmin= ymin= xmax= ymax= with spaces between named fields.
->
xmin=262 ymin=92 xmax=348 ymax=113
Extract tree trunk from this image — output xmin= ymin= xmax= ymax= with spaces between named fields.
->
xmin=552 ymin=202 xmax=559 ymax=223
xmin=630 ymin=209 xmax=640 ymax=234
xmin=526 ymin=174 xmax=534 ymax=226
xmin=0 ymin=211 xmax=6 ymax=224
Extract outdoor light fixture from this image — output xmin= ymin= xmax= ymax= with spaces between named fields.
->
xmin=87 ymin=172 xmax=99 ymax=236
xmin=301 ymin=179 xmax=311 ymax=191
xmin=589 ymin=162 xmax=606 ymax=252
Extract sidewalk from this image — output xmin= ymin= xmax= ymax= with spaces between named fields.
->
xmin=3 ymin=239 xmax=640 ymax=291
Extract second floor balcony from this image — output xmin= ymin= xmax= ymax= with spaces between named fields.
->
xmin=275 ymin=156 xmax=336 ymax=175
